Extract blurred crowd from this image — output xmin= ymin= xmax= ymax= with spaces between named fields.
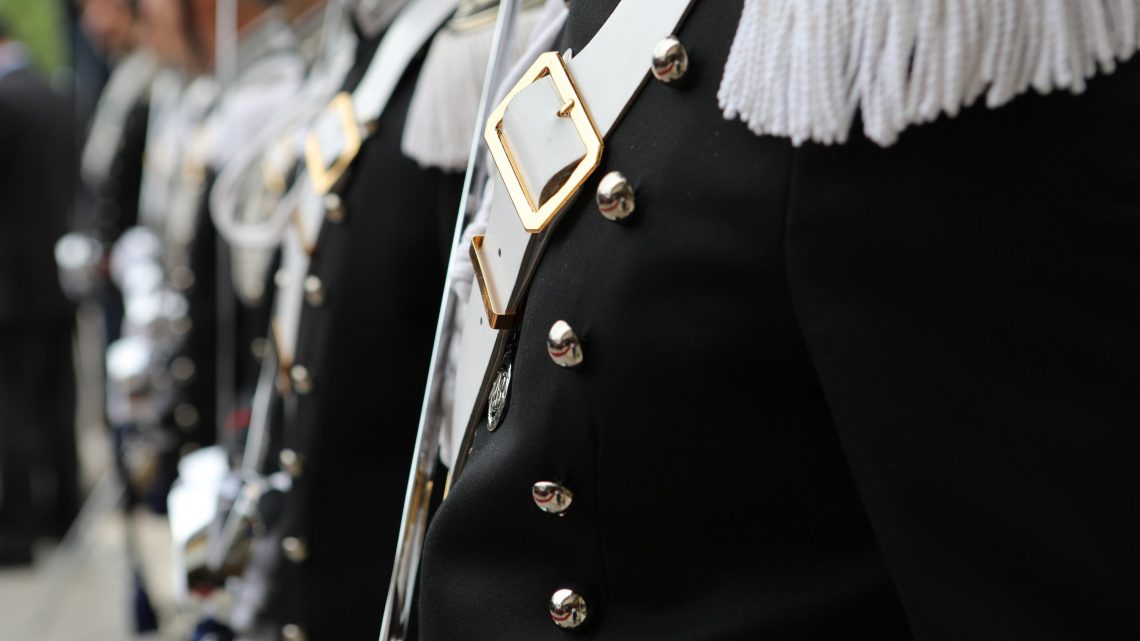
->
xmin=0 ymin=0 xmax=526 ymax=638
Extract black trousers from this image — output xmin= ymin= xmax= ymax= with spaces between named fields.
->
xmin=0 ymin=321 xmax=78 ymax=556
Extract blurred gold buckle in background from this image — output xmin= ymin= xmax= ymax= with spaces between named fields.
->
xmin=305 ymin=92 xmax=363 ymax=194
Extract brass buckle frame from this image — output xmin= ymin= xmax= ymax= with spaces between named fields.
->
xmin=469 ymin=235 xmax=515 ymax=330
xmin=473 ymin=52 xmax=603 ymax=329
xmin=484 ymin=51 xmax=603 ymax=234
xmin=305 ymin=92 xmax=363 ymax=194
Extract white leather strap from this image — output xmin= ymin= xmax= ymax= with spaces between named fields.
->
xmin=353 ymin=0 xmax=409 ymax=38
xmin=271 ymin=221 xmax=312 ymax=367
xmin=448 ymin=0 xmax=695 ymax=468
xmin=311 ymin=0 xmax=457 ymax=173
xmin=355 ymin=0 xmax=456 ymax=125
xmin=273 ymin=0 xmax=456 ymax=362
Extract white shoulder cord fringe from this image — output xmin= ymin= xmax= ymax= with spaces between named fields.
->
xmin=401 ymin=5 xmax=549 ymax=170
xmin=719 ymin=0 xmax=1140 ymax=146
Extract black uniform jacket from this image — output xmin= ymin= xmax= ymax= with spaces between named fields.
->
xmin=92 ymin=100 xmax=148 ymax=246
xmin=0 ymin=67 xmax=74 ymax=327
xmin=418 ymin=2 xmax=1140 ymax=640
xmin=269 ymin=28 xmax=462 ymax=641
xmin=179 ymin=172 xmax=220 ymax=450
xmin=0 ymin=65 xmax=77 ymax=553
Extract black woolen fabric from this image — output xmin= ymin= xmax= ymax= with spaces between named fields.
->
xmin=264 ymin=30 xmax=384 ymax=640
xmin=0 ymin=68 xmax=78 ymax=546
xmin=94 ymin=100 xmax=149 ymax=245
xmin=417 ymin=1 xmax=1140 ymax=639
xmin=179 ymin=173 xmax=220 ymax=449
xmin=269 ymin=30 xmax=462 ymax=640
xmin=0 ymin=68 xmax=75 ymax=326
xmin=787 ymin=52 xmax=1140 ymax=641
xmin=0 ymin=324 xmax=77 ymax=551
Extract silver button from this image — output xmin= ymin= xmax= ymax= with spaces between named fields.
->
xmin=281 ymin=536 xmax=308 ymax=563
xmin=547 ymin=320 xmax=583 ymax=368
xmin=323 ymin=192 xmax=345 ymax=223
xmin=171 ymin=265 xmax=195 ymax=291
xmin=173 ymin=404 xmax=199 ymax=430
xmin=171 ymin=356 xmax=196 ymax=382
xmin=171 ymin=315 xmax=193 ymax=337
xmin=549 ymin=588 xmax=588 ymax=629
xmin=596 ymin=171 xmax=635 ymax=221
xmin=651 ymin=36 xmax=689 ymax=83
xmin=250 ymin=337 xmax=270 ymax=360
xmin=532 ymin=482 xmax=573 ymax=515
xmin=303 ymin=275 xmax=325 ymax=307
xmin=290 ymin=364 xmax=314 ymax=395
xmin=279 ymin=448 xmax=304 ymax=478
xmin=281 ymin=623 xmax=306 ymax=641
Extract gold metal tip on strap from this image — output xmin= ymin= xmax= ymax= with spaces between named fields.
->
xmin=484 ymin=51 xmax=604 ymax=234
xmin=290 ymin=209 xmax=317 ymax=256
xmin=469 ymin=235 xmax=517 ymax=330
xmin=305 ymin=92 xmax=363 ymax=194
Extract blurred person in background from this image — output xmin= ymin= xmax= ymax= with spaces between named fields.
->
xmin=0 ymin=14 xmax=78 ymax=563
xmin=61 ymin=0 xmax=159 ymax=350
xmin=79 ymin=0 xmax=158 ymax=261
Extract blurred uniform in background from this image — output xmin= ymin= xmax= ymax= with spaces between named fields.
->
xmin=79 ymin=0 xmax=158 ymax=275
xmin=0 ymin=17 xmax=77 ymax=562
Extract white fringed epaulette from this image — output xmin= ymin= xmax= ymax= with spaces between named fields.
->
xmin=718 ymin=0 xmax=1140 ymax=146
xmin=400 ymin=5 xmax=547 ymax=171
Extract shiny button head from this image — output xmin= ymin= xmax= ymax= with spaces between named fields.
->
xmin=547 ymin=320 xmax=583 ymax=368
xmin=173 ymin=403 xmax=199 ymax=431
xmin=250 ymin=337 xmax=269 ymax=360
xmin=290 ymin=365 xmax=314 ymax=395
xmin=303 ymin=275 xmax=325 ymax=307
xmin=279 ymin=448 xmax=304 ymax=478
xmin=651 ymin=36 xmax=689 ymax=83
xmin=549 ymin=589 xmax=588 ymax=629
xmin=532 ymin=482 xmax=573 ymax=515
xmin=281 ymin=536 xmax=308 ymax=563
xmin=171 ymin=265 xmax=196 ymax=291
xmin=323 ymin=193 xmax=345 ymax=223
xmin=171 ymin=356 xmax=196 ymax=383
xmin=281 ymin=624 xmax=306 ymax=641
xmin=596 ymin=171 xmax=635 ymax=221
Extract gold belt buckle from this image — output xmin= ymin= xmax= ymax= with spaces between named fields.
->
xmin=473 ymin=52 xmax=604 ymax=329
xmin=484 ymin=51 xmax=603 ymax=233
xmin=305 ymin=92 xmax=363 ymax=194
